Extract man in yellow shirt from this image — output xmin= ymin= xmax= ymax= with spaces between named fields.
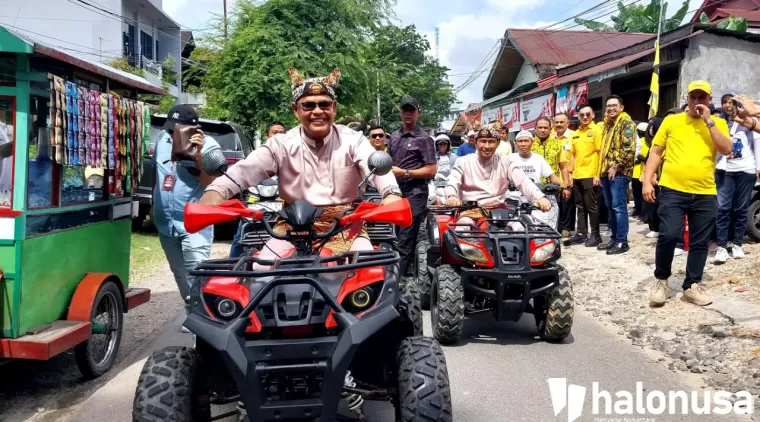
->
xmin=496 ymin=127 xmax=515 ymax=155
xmin=554 ymin=112 xmax=576 ymax=238
xmin=532 ymin=116 xmax=570 ymax=234
xmin=643 ymin=80 xmax=732 ymax=308
xmin=564 ymin=104 xmax=602 ymax=247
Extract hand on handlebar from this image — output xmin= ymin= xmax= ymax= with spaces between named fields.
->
xmin=535 ymin=197 xmax=552 ymax=212
xmin=381 ymin=194 xmax=402 ymax=205
xmin=446 ymin=196 xmax=462 ymax=207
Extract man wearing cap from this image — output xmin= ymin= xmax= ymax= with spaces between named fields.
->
xmin=510 ymin=130 xmax=561 ymax=185
xmin=200 ymin=68 xmax=402 ymax=261
xmin=643 ymin=80 xmax=732 ymax=308
xmin=387 ymin=96 xmax=437 ymax=277
xmin=445 ymin=128 xmax=552 ymax=225
xmin=457 ymin=130 xmax=477 ymax=156
xmin=153 ymin=104 xmax=221 ymax=327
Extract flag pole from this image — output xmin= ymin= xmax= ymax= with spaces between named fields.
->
xmin=648 ymin=0 xmax=665 ymax=119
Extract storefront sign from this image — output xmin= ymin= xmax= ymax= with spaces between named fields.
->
xmin=555 ymin=80 xmax=588 ymax=118
xmin=519 ymin=93 xmax=554 ymax=130
xmin=501 ymin=102 xmax=520 ymax=131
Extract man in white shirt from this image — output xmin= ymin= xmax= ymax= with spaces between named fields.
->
xmin=509 ymin=130 xmax=561 ymax=185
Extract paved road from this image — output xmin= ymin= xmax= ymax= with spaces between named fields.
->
xmin=71 ymin=308 xmax=751 ymax=422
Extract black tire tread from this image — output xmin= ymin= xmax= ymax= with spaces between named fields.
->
xmin=539 ymin=265 xmax=574 ymax=342
xmin=416 ymin=241 xmax=432 ymax=310
xmin=748 ymin=200 xmax=760 ymax=242
xmin=400 ymin=277 xmax=423 ymax=337
xmin=75 ymin=280 xmax=124 ymax=380
xmin=395 ymin=336 xmax=454 ymax=422
xmin=433 ymin=265 xmax=464 ymax=345
xmin=132 ymin=346 xmax=211 ymax=422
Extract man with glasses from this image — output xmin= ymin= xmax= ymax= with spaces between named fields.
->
xmin=368 ymin=124 xmax=387 ymax=151
xmin=564 ymin=104 xmax=602 ymax=247
xmin=201 ymin=68 xmax=402 ymax=261
xmin=597 ymin=95 xmax=637 ymax=255
xmin=643 ymin=81 xmax=731 ymax=307
xmin=387 ymin=96 xmax=437 ymax=277
xmin=554 ymin=112 xmax=576 ymax=238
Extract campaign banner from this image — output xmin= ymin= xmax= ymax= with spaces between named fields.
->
xmin=463 ymin=108 xmax=482 ymax=130
xmin=481 ymin=106 xmax=501 ymax=125
xmin=520 ymin=93 xmax=555 ymax=130
xmin=501 ymin=101 xmax=520 ymax=131
xmin=555 ymin=80 xmax=589 ymax=118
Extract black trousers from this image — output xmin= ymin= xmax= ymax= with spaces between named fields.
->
xmin=572 ymin=178 xmax=599 ymax=236
xmin=642 ymin=185 xmax=660 ymax=232
xmin=632 ymin=179 xmax=643 ymax=216
xmin=597 ymin=188 xmax=609 ymax=225
xmin=396 ymin=192 xmax=428 ymax=277
xmin=654 ymin=188 xmax=716 ymax=290
xmin=558 ymin=191 xmax=576 ymax=232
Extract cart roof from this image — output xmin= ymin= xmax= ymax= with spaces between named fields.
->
xmin=0 ymin=24 xmax=166 ymax=96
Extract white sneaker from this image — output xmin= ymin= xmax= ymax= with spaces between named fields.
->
xmin=674 ymin=248 xmax=685 ymax=257
xmin=732 ymin=245 xmax=745 ymax=259
xmin=645 ymin=231 xmax=659 ymax=238
xmin=181 ymin=325 xmax=191 ymax=333
xmin=714 ymin=246 xmax=729 ymax=264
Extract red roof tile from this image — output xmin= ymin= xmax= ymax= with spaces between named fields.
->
xmin=714 ymin=7 xmax=760 ymax=21
xmin=507 ymin=29 xmax=654 ymax=65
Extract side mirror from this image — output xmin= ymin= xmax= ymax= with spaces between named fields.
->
xmin=202 ymin=148 xmax=228 ymax=177
xmin=367 ymin=151 xmax=393 ymax=176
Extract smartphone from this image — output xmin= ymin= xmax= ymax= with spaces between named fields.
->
xmin=732 ymin=99 xmax=744 ymax=112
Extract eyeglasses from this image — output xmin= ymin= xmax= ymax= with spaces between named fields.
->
xmin=606 ymin=104 xmax=620 ymax=109
xmin=297 ymin=100 xmax=334 ymax=111
xmin=579 ymin=112 xmax=592 ymax=118
xmin=369 ymin=133 xmax=385 ymax=139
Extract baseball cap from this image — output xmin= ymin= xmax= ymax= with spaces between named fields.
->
xmin=400 ymin=96 xmax=420 ymax=109
xmin=687 ymin=80 xmax=711 ymax=95
xmin=164 ymin=104 xmax=199 ymax=130
xmin=515 ymin=130 xmax=533 ymax=141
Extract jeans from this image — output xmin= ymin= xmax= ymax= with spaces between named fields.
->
xmin=160 ymin=229 xmax=213 ymax=311
xmin=654 ymin=188 xmax=716 ymax=290
xmin=600 ymin=174 xmax=630 ymax=244
xmin=573 ymin=178 xmax=600 ymax=237
xmin=716 ymin=171 xmax=757 ymax=247
xmin=229 ymin=221 xmax=245 ymax=258
xmin=396 ymin=192 xmax=428 ymax=277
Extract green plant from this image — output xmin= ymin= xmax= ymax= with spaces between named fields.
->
xmin=575 ymin=0 xmax=689 ymax=33
xmin=699 ymin=12 xmax=748 ymax=32
xmin=106 ymin=57 xmax=145 ymax=78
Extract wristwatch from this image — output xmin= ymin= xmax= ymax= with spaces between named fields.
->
xmin=706 ymin=119 xmax=716 ymax=129
xmin=404 ymin=169 xmax=410 ymax=177
xmin=383 ymin=187 xmax=402 ymax=199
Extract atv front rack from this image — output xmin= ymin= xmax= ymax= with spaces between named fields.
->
xmin=448 ymin=218 xmax=561 ymax=241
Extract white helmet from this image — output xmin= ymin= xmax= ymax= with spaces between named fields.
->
xmin=435 ymin=134 xmax=451 ymax=144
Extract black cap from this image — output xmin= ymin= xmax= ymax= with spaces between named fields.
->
xmin=400 ymin=96 xmax=420 ymax=109
xmin=164 ymin=104 xmax=199 ymax=130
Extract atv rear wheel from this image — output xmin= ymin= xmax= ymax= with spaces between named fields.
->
xmin=132 ymin=346 xmax=211 ymax=421
xmin=431 ymin=265 xmax=464 ymax=345
xmin=399 ymin=276 xmax=423 ymax=336
xmin=536 ymin=265 xmax=574 ymax=342
xmin=395 ymin=336 xmax=454 ymax=422
xmin=415 ymin=241 xmax=432 ymax=310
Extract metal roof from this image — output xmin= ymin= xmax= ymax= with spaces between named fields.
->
xmin=507 ymin=29 xmax=654 ymax=65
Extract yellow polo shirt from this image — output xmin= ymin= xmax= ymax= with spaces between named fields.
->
xmin=653 ymin=113 xmax=730 ymax=195
xmin=570 ymin=123 xmax=601 ymax=180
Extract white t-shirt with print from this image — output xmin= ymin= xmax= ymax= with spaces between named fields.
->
xmin=508 ymin=152 xmax=554 ymax=183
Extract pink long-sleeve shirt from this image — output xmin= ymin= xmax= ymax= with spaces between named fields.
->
xmin=444 ymin=153 xmax=545 ymax=207
xmin=205 ymin=125 xmax=400 ymax=206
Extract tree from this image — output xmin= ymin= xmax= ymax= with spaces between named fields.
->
xmin=699 ymin=12 xmax=748 ymax=32
xmin=575 ymin=0 xmax=689 ymax=33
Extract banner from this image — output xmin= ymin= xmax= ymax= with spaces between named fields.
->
xmin=648 ymin=40 xmax=660 ymax=119
xmin=501 ymin=102 xmax=520 ymax=131
xmin=520 ymin=93 xmax=555 ymax=130
xmin=555 ymin=80 xmax=588 ymax=118
xmin=481 ymin=106 xmax=501 ymax=125
xmin=463 ymin=108 xmax=482 ymax=130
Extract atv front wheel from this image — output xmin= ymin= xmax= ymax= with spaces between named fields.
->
xmin=395 ymin=336 xmax=454 ymax=422
xmin=399 ymin=277 xmax=423 ymax=336
xmin=415 ymin=241 xmax=432 ymax=310
xmin=431 ymin=265 xmax=464 ymax=345
xmin=132 ymin=346 xmax=211 ymax=421
xmin=536 ymin=265 xmax=574 ymax=342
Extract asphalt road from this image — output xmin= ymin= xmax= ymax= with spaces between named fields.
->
xmin=71 ymin=309 xmax=752 ymax=422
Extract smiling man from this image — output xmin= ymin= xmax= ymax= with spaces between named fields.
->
xmin=200 ymin=67 xmax=402 ymax=259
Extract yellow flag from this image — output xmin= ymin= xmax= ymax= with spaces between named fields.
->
xmin=648 ymin=41 xmax=660 ymax=119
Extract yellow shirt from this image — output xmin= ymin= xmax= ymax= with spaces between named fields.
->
xmin=556 ymin=129 xmax=575 ymax=165
xmin=532 ymin=135 xmax=564 ymax=184
xmin=632 ymin=138 xmax=649 ymax=179
xmin=570 ymin=123 xmax=601 ymax=180
xmin=653 ymin=113 xmax=730 ymax=195
xmin=496 ymin=140 xmax=513 ymax=155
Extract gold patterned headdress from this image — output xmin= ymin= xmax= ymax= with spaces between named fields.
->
xmin=289 ymin=67 xmax=341 ymax=102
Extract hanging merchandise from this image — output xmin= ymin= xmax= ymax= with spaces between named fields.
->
xmin=100 ymin=93 xmax=108 ymax=168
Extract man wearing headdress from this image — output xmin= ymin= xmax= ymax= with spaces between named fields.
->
xmin=445 ymin=127 xmax=552 ymax=227
xmin=200 ymin=68 xmax=402 ymax=258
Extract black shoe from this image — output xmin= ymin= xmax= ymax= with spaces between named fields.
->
xmin=584 ymin=236 xmax=602 ymax=247
xmin=563 ymin=233 xmax=588 ymax=247
xmin=606 ymin=243 xmax=630 ymax=255
xmin=597 ymin=239 xmax=615 ymax=250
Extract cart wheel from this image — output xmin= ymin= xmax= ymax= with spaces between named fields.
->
xmin=75 ymin=280 xmax=124 ymax=380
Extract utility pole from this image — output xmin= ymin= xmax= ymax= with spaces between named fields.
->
xmin=223 ymin=0 xmax=228 ymax=40
xmin=376 ymin=70 xmax=381 ymax=124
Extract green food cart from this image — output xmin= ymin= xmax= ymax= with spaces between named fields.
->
xmin=0 ymin=25 xmax=154 ymax=379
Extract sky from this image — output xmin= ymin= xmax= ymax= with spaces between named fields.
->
xmin=162 ymin=0 xmax=705 ymax=110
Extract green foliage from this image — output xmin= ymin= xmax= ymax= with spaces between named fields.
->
xmin=701 ymin=12 xmax=748 ymax=32
xmin=198 ymin=0 xmax=453 ymax=134
xmin=575 ymin=0 xmax=689 ymax=33
xmin=161 ymin=54 xmax=177 ymax=85
xmin=106 ymin=57 xmax=145 ymax=78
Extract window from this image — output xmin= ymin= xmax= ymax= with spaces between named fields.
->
xmin=0 ymin=56 xmax=15 ymax=86
xmin=0 ymin=97 xmax=15 ymax=208
xmin=28 ymin=94 xmax=58 ymax=209
xmin=140 ymin=31 xmax=154 ymax=60
xmin=61 ymin=166 xmax=106 ymax=205
xmin=124 ymin=24 xmax=136 ymax=67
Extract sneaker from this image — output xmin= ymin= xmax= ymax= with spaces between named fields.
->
xmin=645 ymin=231 xmax=659 ymax=238
xmin=181 ymin=325 xmax=191 ymax=333
xmin=606 ymin=242 xmax=629 ymax=255
xmin=714 ymin=246 xmax=729 ymax=264
xmin=597 ymin=239 xmax=615 ymax=251
xmin=733 ymin=245 xmax=745 ymax=259
xmin=561 ymin=230 xmax=571 ymax=238
xmin=674 ymin=248 xmax=685 ymax=257
xmin=682 ymin=284 xmax=712 ymax=306
xmin=649 ymin=279 xmax=668 ymax=306
xmin=584 ymin=236 xmax=602 ymax=248
xmin=563 ymin=233 xmax=587 ymax=247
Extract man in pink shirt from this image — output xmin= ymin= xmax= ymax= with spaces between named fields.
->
xmin=445 ymin=127 xmax=552 ymax=227
xmin=199 ymin=68 xmax=402 ymax=257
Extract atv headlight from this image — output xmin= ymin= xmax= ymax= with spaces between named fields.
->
xmin=341 ymin=284 xmax=379 ymax=313
xmin=214 ymin=297 xmax=242 ymax=320
xmin=349 ymin=288 xmax=372 ymax=309
xmin=530 ymin=239 xmax=557 ymax=265
xmin=257 ymin=184 xmax=278 ymax=198
xmin=459 ymin=243 xmax=490 ymax=264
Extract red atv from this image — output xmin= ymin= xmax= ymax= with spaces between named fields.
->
xmin=132 ymin=175 xmax=453 ymax=420
xmin=418 ymin=195 xmax=573 ymax=345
